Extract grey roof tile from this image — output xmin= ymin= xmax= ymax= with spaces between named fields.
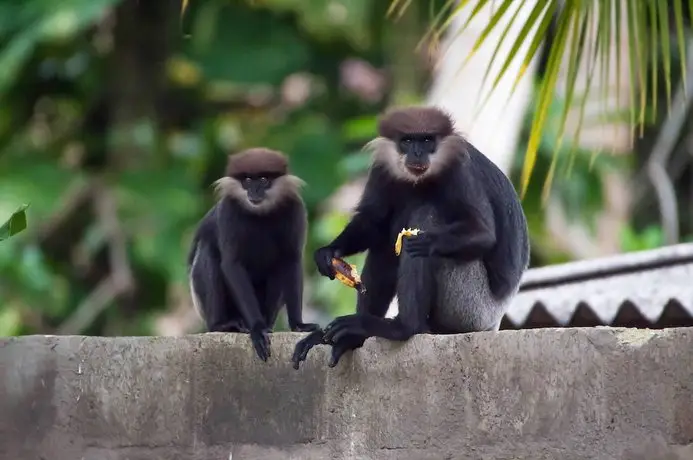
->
xmin=504 ymin=243 xmax=693 ymax=328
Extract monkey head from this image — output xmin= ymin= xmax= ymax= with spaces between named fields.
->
xmin=367 ymin=106 xmax=467 ymax=183
xmin=213 ymin=147 xmax=305 ymax=213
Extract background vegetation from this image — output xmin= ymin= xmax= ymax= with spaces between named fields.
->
xmin=1 ymin=0 xmax=692 ymax=337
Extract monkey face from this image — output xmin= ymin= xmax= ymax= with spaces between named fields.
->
xmin=213 ymin=173 xmax=305 ymax=214
xmin=368 ymin=134 xmax=466 ymax=184
xmin=239 ymin=174 xmax=275 ymax=205
xmin=398 ymin=134 xmax=437 ymax=176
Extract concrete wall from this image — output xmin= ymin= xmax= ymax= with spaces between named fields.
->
xmin=1 ymin=328 xmax=692 ymax=460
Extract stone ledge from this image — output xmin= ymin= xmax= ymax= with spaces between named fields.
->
xmin=1 ymin=328 xmax=692 ymax=460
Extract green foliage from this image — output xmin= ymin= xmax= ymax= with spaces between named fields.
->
xmin=0 ymin=204 xmax=29 ymax=242
xmin=0 ymin=0 xmax=407 ymax=336
xmin=620 ymin=225 xmax=665 ymax=252
xmin=0 ymin=0 xmax=123 ymax=98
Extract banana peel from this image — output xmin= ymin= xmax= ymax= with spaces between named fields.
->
xmin=331 ymin=257 xmax=366 ymax=294
xmin=394 ymin=228 xmax=422 ymax=256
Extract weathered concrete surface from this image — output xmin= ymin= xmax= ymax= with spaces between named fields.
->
xmin=1 ymin=328 xmax=692 ymax=460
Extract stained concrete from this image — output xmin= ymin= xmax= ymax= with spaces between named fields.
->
xmin=1 ymin=328 xmax=692 ymax=460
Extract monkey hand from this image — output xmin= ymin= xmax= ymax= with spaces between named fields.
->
xmin=249 ymin=323 xmax=272 ymax=362
xmin=290 ymin=322 xmax=321 ymax=333
xmin=314 ymin=246 xmax=340 ymax=279
xmin=403 ymin=232 xmax=436 ymax=258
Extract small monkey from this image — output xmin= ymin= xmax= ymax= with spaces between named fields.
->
xmin=292 ymin=106 xmax=529 ymax=369
xmin=188 ymin=147 xmax=319 ymax=362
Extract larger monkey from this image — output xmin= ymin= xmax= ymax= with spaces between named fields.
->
xmin=292 ymin=106 xmax=529 ymax=369
xmin=188 ymin=148 xmax=319 ymax=362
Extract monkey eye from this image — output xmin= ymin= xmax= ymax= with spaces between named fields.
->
xmin=259 ymin=176 xmax=269 ymax=185
xmin=243 ymin=177 xmax=252 ymax=186
xmin=401 ymin=137 xmax=412 ymax=144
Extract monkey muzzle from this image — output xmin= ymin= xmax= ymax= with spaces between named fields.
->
xmin=405 ymin=163 xmax=429 ymax=175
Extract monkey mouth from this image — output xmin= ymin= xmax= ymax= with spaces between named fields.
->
xmin=406 ymin=164 xmax=429 ymax=175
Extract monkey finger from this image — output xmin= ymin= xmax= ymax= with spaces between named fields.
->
xmin=404 ymin=238 xmax=433 ymax=257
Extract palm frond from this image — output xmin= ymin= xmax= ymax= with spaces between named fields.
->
xmin=402 ymin=0 xmax=688 ymax=198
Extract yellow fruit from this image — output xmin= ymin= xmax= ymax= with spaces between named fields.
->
xmin=331 ymin=257 xmax=366 ymax=293
xmin=394 ymin=228 xmax=422 ymax=256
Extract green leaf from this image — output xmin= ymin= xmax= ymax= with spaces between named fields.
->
xmin=0 ymin=204 xmax=29 ymax=242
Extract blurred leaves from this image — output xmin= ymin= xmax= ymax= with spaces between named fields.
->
xmin=0 ymin=0 xmax=122 ymax=98
xmin=620 ymin=225 xmax=664 ymax=252
xmin=0 ymin=204 xmax=29 ymax=242
xmin=0 ymin=0 xmax=397 ymax=335
xmin=183 ymin=4 xmax=312 ymax=85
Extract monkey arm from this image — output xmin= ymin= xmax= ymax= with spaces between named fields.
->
xmin=327 ymin=171 xmax=392 ymax=256
xmin=215 ymin=200 xmax=267 ymax=330
xmin=282 ymin=258 xmax=303 ymax=327
xmin=219 ymin=256 xmax=265 ymax=328
xmin=404 ymin=206 xmax=496 ymax=261
xmin=430 ymin=214 xmax=496 ymax=260
xmin=282 ymin=257 xmax=319 ymax=332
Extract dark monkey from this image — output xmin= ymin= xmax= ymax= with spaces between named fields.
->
xmin=188 ymin=148 xmax=319 ymax=362
xmin=292 ymin=106 xmax=530 ymax=369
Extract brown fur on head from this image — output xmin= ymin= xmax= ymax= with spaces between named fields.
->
xmin=367 ymin=106 xmax=466 ymax=183
xmin=225 ymin=147 xmax=288 ymax=177
xmin=377 ymin=106 xmax=455 ymax=139
xmin=213 ymin=147 xmax=305 ymax=213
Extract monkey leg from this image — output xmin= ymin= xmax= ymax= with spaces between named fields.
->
xmin=258 ymin=275 xmax=283 ymax=330
xmin=322 ymin=248 xmax=406 ymax=367
xmin=322 ymin=247 xmax=432 ymax=347
xmin=428 ymin=259 xmax=508 ymax=334
xmin=292 ymin=247 xmax=398 ymax=369
xmin=190 ymin=242 xmax=245 ymax=333
xmin=327 ymin=247 xmax=399 ymax=367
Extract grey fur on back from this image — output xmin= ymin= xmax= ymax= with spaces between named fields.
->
xmin=401 ymin=205 xmax=513 ymax=333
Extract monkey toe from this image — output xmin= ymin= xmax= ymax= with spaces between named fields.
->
xmin=250 ymin=327 xmax=271 ymax=362
xmin=291 ymin=322 xmax=320 ymax=333
xmin=323 ymin=315 xmax=366 ymax=343
xmin=328 ymin=335 xmax=365 ymax=368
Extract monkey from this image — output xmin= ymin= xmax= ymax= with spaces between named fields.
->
xmin=291 ymin=106 xmax=530 ymax=369
xmin=188 ymin=147 xmax=320 ymax=362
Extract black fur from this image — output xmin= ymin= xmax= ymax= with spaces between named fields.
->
xmin=293 ymin=138 xmax=529 ymax=369
xmin=189 ymin=194 xmax=319 ymax=362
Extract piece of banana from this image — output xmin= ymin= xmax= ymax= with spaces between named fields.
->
xmin=331 ymin=257 xmax=366 ymax=294
xmin=394 ymin=228 xmax=423 ymax=256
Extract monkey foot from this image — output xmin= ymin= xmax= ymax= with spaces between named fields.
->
xmin=291 ymin=329 xmax=326 ymax=370
xmin=327 ymin=335 xmax=365 ymax=368
xmin=323 ymin=314 xmax=372 ymax=344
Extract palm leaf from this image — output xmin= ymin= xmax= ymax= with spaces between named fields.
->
xmin=0 ymin=204 xmax=29 ymax=242
xmin=397 ymin=0 xmax=687 ymax=197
